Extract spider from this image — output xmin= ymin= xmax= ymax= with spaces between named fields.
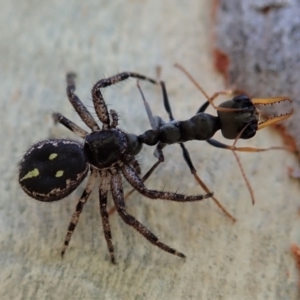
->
xmin=18 ymin=72 xmax=213 ymax=263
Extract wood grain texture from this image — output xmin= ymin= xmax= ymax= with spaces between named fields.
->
xmin=1 ymin=0 xmax=299 ymax=299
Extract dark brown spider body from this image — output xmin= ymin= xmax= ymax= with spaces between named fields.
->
xmin=84 ymin=129 xmax=128 ymax=169
xmin=18 ymin=72 xmax=213 ymax=263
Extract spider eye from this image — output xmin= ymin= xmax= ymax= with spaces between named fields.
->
xmin=19 ymin=139 xmax=88 ymax=202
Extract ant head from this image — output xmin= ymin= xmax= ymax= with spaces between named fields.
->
xmin=217 ymin=95 xmax=258 ymax=140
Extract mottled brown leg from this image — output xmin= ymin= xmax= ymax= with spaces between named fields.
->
xmin=108 ymin=160 xmax=161 ymax=215
xmin=91 ymin=72 xmax=157 ymax=128
xmin=98 ymin=176 xmax=115 ymax=263
xmin=61 ymin=168 xmax=98 ymax=257
xmin=109 ymin=109 xmax=119 ymax=128
xmin=66 ymin=73 xmax=100 ymax=131
xmin=111 ymin=173 xmax=185 ymax=258
xmin=121 ymin=162 xmax=212 ymax=202
xmin=52 ymin=112 xmax=88 ymax=138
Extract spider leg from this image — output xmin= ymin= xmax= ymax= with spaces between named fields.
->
xmin=109 ymin=109 xmax=119 ymax=128
xmin=98 ymin=174 xmax=115 ymax=263
xmin=52 ymin=112 xmax=88 ymax=138
xmin=108 ymin=160 xmax=161 ymax=215
xmin=66 ymin=73 xmax=100 ymax=131
xmin=61 ymin=167 xmax=98 ymax=257
xmin=121 ymin=161 xmax=212 ymax=202
xmin=91 ymin=72 xmax=157 ymax=128
xmin=111 ymin=172 xmax=185 ymax=258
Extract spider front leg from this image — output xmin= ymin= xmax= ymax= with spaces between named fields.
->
xmin=66 ymin=73 xmax=100 ymax=131
xmin=91 ymin=72 xmax=157 ymax=128
xmin=61 ymin=168 xmax=98 ymax=257
xmin=111 ymin=173 xmax=185 ymax=258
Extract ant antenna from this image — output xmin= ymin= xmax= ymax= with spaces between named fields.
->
xmin=174 ymin=63 xmax=246 ymax=113
xmin=231 ymin=123 xmax=255 ymax=205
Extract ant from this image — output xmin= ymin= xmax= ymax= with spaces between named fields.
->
xmin=108 ymin=64 xmax=293 ymax=222
xmin=18 ymin=72 xmax=216 ymax=263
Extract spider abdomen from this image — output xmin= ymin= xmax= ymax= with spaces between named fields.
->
xmin=84 ymin=129 xmax=127 ymax=169
xmin=19 ymin=139 xmax=88 ymax=202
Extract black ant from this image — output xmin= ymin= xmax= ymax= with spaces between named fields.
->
xmin=108 ymin=64 xmax=293 ymax=222
xmin=18 ymin=72 xmax=215 ymax=263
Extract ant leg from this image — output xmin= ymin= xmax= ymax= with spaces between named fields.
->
xmin=231 ymin=125 xmax=255 ymax=205
xmin=52 ymin=113 xmax=88 ymax=138
xmin=92 ymin=72 xmax=157 ymax=129
xmin=179 ymin=143 xmax=236 ymax=222
xmin=174 ymin=64 xmax=243 ymax=113
xmin=61 ymin=168 xmax=98 ymax=257
xmin=207 ymin=124 xmax=288 ymax=206
xmin=136 ymin=80 xmax=169 ymax=163
xmin=161 ymin=81 xmax=175 ymax=121
xmin=122 ymin=162 xmax=213 ymax=202
xmin=66 ymin=73 xmax=100 ymax=131
xmin=139 ymin=86 xmax=157 ymax=130
xmin=99 ymin=176 xmax=115 ymax=263
xmin=153 ymin=142 xmax=167 ymax=162
xmin=206 ymin=139 xmax=288 ymax=153
xmin=111 ymin=172 xmax=185 ymax=258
